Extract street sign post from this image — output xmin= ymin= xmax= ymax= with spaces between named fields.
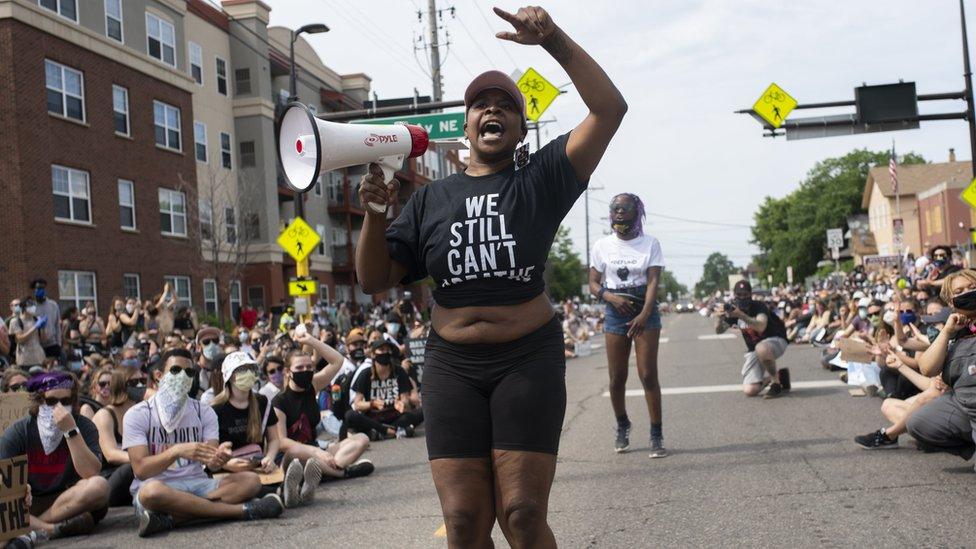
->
xmin=826 ymin=228 xmax=844 ymax=249
xmin=288 ymin=277 xmax=318 ymax=297
xmin=752 ymin=83 xmax=797 ymax=128
xmin=350 ymin=112 xmax=465 ymax=140
xmin=277 ymin=217 xmax=320 ymax=263
xmin=892 ymin=218 xmax=905 ymax=250
xmin=517 ymin=67 xmax=560 ymax=122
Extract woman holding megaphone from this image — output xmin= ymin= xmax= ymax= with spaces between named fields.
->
xmin=357 ymin=5 xmax=626 ymax=547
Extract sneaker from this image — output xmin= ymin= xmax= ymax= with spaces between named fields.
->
xmin=343 ymin=459 xmax=375 ymax=479
xmin=614 ymin=423 xmax=631 ymax=453
xmin=243 ymin=493 xmax=284 ymax=521
xmin=367 ymin=428 xmax=393 ymax=442
xmin=649 ymin=436 xmax=669 ymax=459
xmin=855 ymin=429 xmax=899 ymax=450
xmin=282 ymin=459 xmax=303 ymax=508
xmin=137 ymin=509 xmax=174 ymax=538
xmin=777 ymin=368 xmax=791 ymax=392
xmin=763 ymin=383 xmax=784 ymax=399
xmin=395 ymin=425 xmax=416 ymax=439
xmin=5 ymin=532 xmax=40 ymax=549
xmin=300 ymin=459 xmax=322 ymax=504
xmin=51 ymin=512 xmax=95 ymax=539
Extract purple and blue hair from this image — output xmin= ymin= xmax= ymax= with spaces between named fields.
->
xmin=609 ymin=193 xmax=646 ymax=235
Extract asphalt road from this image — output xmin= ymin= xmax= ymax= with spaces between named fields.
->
xmin=54 ymin=312 xmax=976 ymax=548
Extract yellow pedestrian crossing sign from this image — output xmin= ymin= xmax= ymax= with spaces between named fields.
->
xmin=961 ymin=177 xmax=976 ymax=210
xmin=517 ymin=67 xmax=559 ymax=122
xmin=752 ymin=83 xmax=797 ymax=129
xmin=277 ymin=217 xmax=320 ymax=262
xmin=288 ymin=277 xmax=318 ymax=297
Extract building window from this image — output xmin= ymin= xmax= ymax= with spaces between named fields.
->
xmin=112 ymin=85 xmax=129 ymax=135
xmin=215 ymin=57 xmax=227 ymax=96
xmin=146 ymin=12 xmax=176 ymax=67
xmin=243 ymin=212 xmax=260 ymax=241
xmin=220 ymin=132 xmax=232 ymax=169
xmin=153 ymin=100 xmax=181 ymax=151
xmin=239 ymin=141 xmax=255 ymax=167
xmin=118 ymin=179 xmax=136 ymax=230
xmin=164 ymin=275 xmax=191 ymax=308
xmin=319 ymin=284 xmax=330 ymax=304
xmin=188 ymin=42 xmax=203 ymax=85
xmin=39 ymin=0 xmax=76 ymax=22
xmin=159 ymin=188 xmax=187 ymax=236
xmin=198 ymin=199 xmax=213 ymax=240
xmin=52 ymin=165 xmax=90 ymax=223
xmin=122 ymin=273 xmax=140 ymax=300
xmin=58 ymin=271 xmax=95 ymax=312
xmin=229 ymin=281 xmax=241 ymax=321
xmin=314 ymin=177 xmax=322 ymax=196
xmin=316 ymin=224 xmax=326 ymax=255
xmin=45 ymin=60 xmax=85 ymax=122
xmin=104 ymin=0 xmax=123 ymax=42
xmin=234 ymin=68 xmax=250 ymax=95
xmin=193 ymin=121 xmax=207 ymax=163
xmin=247 ymin=286 xmax=265 ymax=310
xmin=225 ymin=207 xmax=236 ymax=244
xmin=203 ymin=279 xmax=217 ymax=315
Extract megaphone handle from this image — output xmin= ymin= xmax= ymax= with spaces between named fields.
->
xmin=366 ymin=164 xmax=396 ymax=214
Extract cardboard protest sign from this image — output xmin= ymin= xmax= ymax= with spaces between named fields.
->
xmin=836 ymin=338 xmax=874 ymax=364
xmin=0 ymin=455 xmax=30 ymax=540
xmin=0 ymin=393 xmax=31 ymax=434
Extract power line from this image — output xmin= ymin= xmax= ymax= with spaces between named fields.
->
xmin=454 ymin=11 xmax=498 ymax=66
xmin=469 ymin=0 xmax=518 ymax=68
xmin=451 ymin=50 xmax=476 ymax=78
xmin=647 ymin=211 xmax=751 ymax=228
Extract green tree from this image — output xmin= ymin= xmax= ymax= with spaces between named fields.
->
xmin=658 ymin=270 xmax=688 ymax=301
xmin=547 ymin=226 xmax=584 ymax=301
xmin=694 ymin=252 xmax=738 ymax=298
xmin=750 ymin=149 xmax=925 ymax=283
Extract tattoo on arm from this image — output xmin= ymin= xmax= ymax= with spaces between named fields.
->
xmin=542 ymin=30 xmax=573 ymax=64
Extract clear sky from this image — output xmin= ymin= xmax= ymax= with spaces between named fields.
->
xmin=261 ymin=0 xmax=976 ymax=289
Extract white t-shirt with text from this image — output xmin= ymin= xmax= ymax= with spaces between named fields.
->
xmin=590 ymin=233 xmax=665 ymax=289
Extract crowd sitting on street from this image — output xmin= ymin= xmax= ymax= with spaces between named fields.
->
xmin=704 ymin=245 xmax=976 ymax=467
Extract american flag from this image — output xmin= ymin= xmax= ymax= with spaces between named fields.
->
xmin=889 ymin=145 xmax=898 ymax=195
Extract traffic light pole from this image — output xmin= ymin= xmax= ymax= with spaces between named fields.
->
xmin=960 ymin=0 xmax=976 ymax=177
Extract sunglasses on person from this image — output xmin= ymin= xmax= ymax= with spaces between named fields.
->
xmin=199 ymin=338 xmax=218 ymax=346
xmin=265 ymin=366 xmax=280 ymax=375
xmin=126 ymin=378 xmax=146 ymax=387
xmin=97 ymin=381 xmax=111 ymax=389
xmin=934 ymin=253 xmax=948 ymax=259
xmin=7 ymin=384 xmax=25 ymax=393
xmin=610 ymin=204 xmax=636 ymax=214
xmin=167 ymin=366 xmax=198 ymax=377
xmin=44 ymin=396 xmax=73 ymax=407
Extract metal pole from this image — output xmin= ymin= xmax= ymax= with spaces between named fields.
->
xmin=289 ymin=31 xmax=297 ymax=101
xmin=534 ymin=123 xmax=541 ymax=152
xmin=961 ymin=0 xmax=976 ymax=177
xmin=428 ymin=0 xmax=443 ymax=102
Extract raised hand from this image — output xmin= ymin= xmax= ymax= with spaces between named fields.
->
xmin=494 ymin=6 xmax=556 ymax=45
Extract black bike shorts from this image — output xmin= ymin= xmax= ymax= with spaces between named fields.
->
xmin=422 ymin=316 xmax=566 ymax=459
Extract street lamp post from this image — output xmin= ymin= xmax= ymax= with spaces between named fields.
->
xmin=288 ymin=23 xmax=329 ymax=220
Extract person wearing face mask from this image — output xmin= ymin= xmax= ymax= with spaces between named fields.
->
xmin=272 ymin=332 xmax=373 ymax=484
xmin=345 ymin=340 xmax=424 ymax=441
xmin=79 ymin=301 xmax=106 ymax=355
xmin=123 ymin=348 xmax=283 ymax=537
xmin=118 ymin=299 xmax=143 ymax=347
xmin=588 ymin=192 xmax=667 ymax=456
xmin=714 ymin=280 xmax=790 ymax=398
xmin=105 ymin=297 xmax=127 ymax=353
xmin=258 ymin=356 xmax=286 ymax=401
xmin=29 ymin=279 xmax=62 ymax=362
xmin=196 ymin=327 xmax=223 ymax=399
xmin=0 ymin=371 xmax=110 ymax=540
xmin=92 ymin=369 xmax=138 ymax=506
xmin=7 ymin=299 xmax=22 ymax=361
xmin=917 ymin=246 xmax=961 ymax=297
xmin=10 ymin=296 xmax=46 ymax=369
xmin=80 ymin=366 xmax=114 ymax=420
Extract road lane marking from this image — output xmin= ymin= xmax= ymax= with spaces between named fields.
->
xmin=697 ymin=334 xmax=736 ymax=340
xmin=435 ymin=524 xmax=446 ymax=537
xmin=659 ymin=338 xmax=669 ymax=343
xmin=602 ymin=380 xmax=844 ymax=397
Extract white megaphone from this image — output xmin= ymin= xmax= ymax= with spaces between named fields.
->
xmin=277 ymin=102 xmax=429 ymax=213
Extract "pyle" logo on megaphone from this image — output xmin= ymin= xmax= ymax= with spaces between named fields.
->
xmin=363 ymin=133 xmax=400 ymax=147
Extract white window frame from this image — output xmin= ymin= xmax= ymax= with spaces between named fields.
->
xmin=145 ymin=12 xmax=176 ymax=67
xmin=158 ymin=188 xmax=187 ymax=237
xmin=215 ymin=56 xmax=227 ymax=96
xmin=188 ymin=41 xmax=203 ymax=85
xmin=153 ymin=100 xmax=181 ymax=152
xmin=164 ymin=275 xmax=192 ymax=308
xmin=58 ymin=271 xmax=96 ymax=312
xmin=229 ymin=281 xmax=241 ymax=320
xmin=122 ymin=273 xmax=141 ymax=301
xmin=112 ymin=84 xmax=129 ymax=136
xmin=319 ymin=284 xmax=329 ymax=304
xmin=104 ymin=0 xmax=123 ymax=42
xmin=52 ymin=165 xmax=91 ymax=224
xmin=316 ymin=224 xmax=326 ymax=255
xmin=203 ymin=278 xmax=217 ymax=315
xmin=219 ymin=132 xmax=232 ymax=169
xmin=118 ymin=179 xmax=136 ymax=230
xmin=45 ymin=59 xmax=85 ymax=122
xmin=38 ymin=0 xmax=77 ymax=23
xmin=193 ymin=121 xmax=207 ymax=163
xmin=198 ymin=198 xmax=213 ymax=241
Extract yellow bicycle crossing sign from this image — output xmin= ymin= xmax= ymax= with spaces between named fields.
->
xmin=517 ymin=67 xmax=559 ymax=122
xmin=752 ymin=83 xmax=797 ymax=128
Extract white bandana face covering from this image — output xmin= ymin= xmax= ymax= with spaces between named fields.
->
xmin=37 ymin=405 xmax=63 ymax=456
xmin=156 ymin=371 xmax=194 ymax=432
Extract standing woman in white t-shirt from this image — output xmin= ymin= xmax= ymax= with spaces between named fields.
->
xmin=589 ymin=193 xmax=667 ymax=458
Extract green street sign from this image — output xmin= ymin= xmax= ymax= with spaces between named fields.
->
xmin=351 ymin=112 xmax=465 ymax=140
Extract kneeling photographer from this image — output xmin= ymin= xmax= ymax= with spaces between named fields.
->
xmin=714 ymin=281 xmax=791 ymax=399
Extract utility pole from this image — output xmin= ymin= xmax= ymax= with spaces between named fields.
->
xmin=961 ymin=0 xmax=976 ymax=177
xmin=428 ymin=0 xmax=443 ymax=102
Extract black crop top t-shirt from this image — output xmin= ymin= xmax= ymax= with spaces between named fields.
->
xmin=386 ymin=132 xmax=586 ymax=308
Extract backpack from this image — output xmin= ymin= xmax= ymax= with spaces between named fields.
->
xmin=329 ymin=371 xmax=354 ymax=419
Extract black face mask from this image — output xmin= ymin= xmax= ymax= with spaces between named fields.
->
xmin=126 ymin=385 xmax=146 ymax=402
xmin=350 ymin=349 xmax=366 ymax=364
xmin=292 ymin=370 xmax=314 ymax=389
xmin=374 ymin=353 xmax=392 ymax=366
xmin=735 ymin=298 xmax=752 ymax=310
xmin=953 ymin=290 xmax=976 ymax=311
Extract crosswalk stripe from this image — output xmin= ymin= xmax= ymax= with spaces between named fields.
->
xmin=602 ymin=380 xmax=845 ymax=397
xmin=697 ymin=334 xmax=736 ymax=340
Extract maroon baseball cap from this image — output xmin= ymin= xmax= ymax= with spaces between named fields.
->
xmin=464 ymin=70 xmax=526 ymax=118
